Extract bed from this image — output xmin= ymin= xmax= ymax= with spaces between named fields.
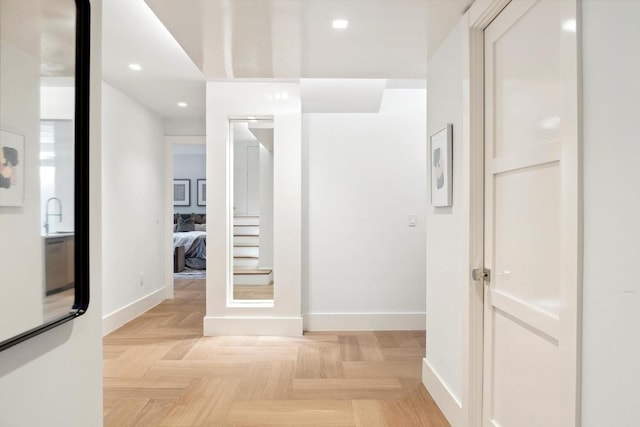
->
xmin=173 ymin=231 xmax=206 ymax=269
xmin=173 ymin=214 xmax=207 ymax=270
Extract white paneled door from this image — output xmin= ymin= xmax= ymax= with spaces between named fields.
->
xmin=482 ymin=0 xmax=580 ymax=426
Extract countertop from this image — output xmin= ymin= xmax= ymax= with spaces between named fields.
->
xmin=42 ymin=232 xmax=75 ymax=239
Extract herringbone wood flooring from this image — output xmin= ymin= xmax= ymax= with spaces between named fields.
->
xmin=103 ymin=279 xmax=449 ymax=426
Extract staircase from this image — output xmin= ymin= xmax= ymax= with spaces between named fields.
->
xmin=233 ymin=216 xmax=273 ymax=286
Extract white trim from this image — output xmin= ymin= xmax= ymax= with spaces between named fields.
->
xmin=204 ymin=316 xmax=303 ymax=336
xmin=422 ymin=358 xmax=463 ymax=427
xmin=465 ymin=13 xmax=486 ymax=427
xmin=464 ymin=1 xmax=513 ymax=426
xmin=468 ymin=0 xmax=511 ymax=28
xmin=164 ymin=137 xmax=174 ymax=299
xmin=304 ymin=313 xmax=426 ymax=331
xmin=102 ymin=288 xmax=165 ymax=336
xmin=227 ymin=300 xmax=274 ymax=309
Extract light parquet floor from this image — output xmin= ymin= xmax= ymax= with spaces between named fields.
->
xmin=103 ymin=279 xmax=449 ymax=426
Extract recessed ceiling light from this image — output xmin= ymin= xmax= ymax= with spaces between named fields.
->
xmin=177 ymin=102 xmax=188 ymax=108
xmin=128 ymin=63 xmax=142 ymax=71
xmin=562 ymin=19 xmax=576 ymax=33
xmin=332 ymin=19 xmax=348 ymax=30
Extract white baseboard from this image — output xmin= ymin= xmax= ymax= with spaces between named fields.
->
xmin=303 ymin=312 xmax=426 ymax=331
xmin=102 ymin=288 xmax=165 ymax=336
xmin=422 ymin=358 xmax=462 ymax=427
xmin=204 ymin=316 xmax=303 ymax=336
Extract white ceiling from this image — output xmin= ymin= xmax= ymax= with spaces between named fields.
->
xmin=249 ymin=122 xmax=274 ymax=151
xmin=2 ymin=0 xmax=76 ymax=77
xmin=233 ymin=122 xmax=258 ymax=143
xmin=102 ymin=0 xmax=472 ymax=121
xmin=144 ymin=0 xmax=473 ymax=80
xmin=102 ymin=0 xmax=205 ymax=120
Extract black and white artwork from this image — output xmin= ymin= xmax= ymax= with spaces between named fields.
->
xmin=197 ymin=179 xmax=206 ymax=206
xmin=0 ymin=130 xmax=25 ymax=207
xmin=173 ymin=179 xmax=191 ymax=206
xmin=430 ymin=124 xmax=452 ymax=207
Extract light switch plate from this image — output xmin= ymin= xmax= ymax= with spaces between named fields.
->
xmin=408 ymin=214 xmax=417 ymax=227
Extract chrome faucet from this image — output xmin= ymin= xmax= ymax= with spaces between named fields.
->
xmin=45 ymin=197 xmax=62 ymax=234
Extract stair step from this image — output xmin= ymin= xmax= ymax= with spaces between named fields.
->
xmin=234 ymin=258 xmax=260 ymax=268
xmin=234 ymin=269 xmax=273 ymax=286
xmin=234 ymin=216 xmax=260 ymax=226
xmin=234 ymin=243 xmax=259 ymax=247
xmin=233 ymin=268 xmax=272 ymax=275
xmin=234 ymin=247 xmax=259 ymax=257
xmin=234 ymin=226 xmax=259 ymax=236
xmin=234 ymin=235 xmax=259 ymax=246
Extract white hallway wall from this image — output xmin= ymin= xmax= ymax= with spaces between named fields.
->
xmin=303 ymin=88 xmax=427 ymax=330
xmin=101 ymin=82 xmax=167 ymax=334
xmin=423 ymin=2 xmax=640 ymax=426
xmin=423 ymin=17 xmax=466 ymax=411
xmin=0 ymin=2 xmax=104 ymax=425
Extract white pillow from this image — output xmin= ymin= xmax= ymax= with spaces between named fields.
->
xmin=194 ymin=223 xmax=206 ymax=232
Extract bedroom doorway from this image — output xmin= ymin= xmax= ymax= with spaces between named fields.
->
xmin=165 ymin=135 xmax=207 ymax=299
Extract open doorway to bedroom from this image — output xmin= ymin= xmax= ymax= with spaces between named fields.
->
xmin=171 ymin=141 xmax=207 ymax=282
xmin=164 ymin=135 xmax=207 ymax=298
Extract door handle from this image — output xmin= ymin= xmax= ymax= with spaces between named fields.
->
xmin=472 ymin=268 xmax=491 ymax=282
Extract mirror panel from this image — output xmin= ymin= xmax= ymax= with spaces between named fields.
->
xmin=230 ymin=119 xmax=274 ymax=302
xmin=0 ymin=0 xmax=90 ymax=351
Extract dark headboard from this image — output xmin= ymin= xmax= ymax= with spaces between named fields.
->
xmin=174 ymin=213 xmax=206 ymax=224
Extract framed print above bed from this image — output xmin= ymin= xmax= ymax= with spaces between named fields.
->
xmin=197 ymin=179 xmax=206 ymax=206
xmin=173 ymin=179 xmax=191 ymax=206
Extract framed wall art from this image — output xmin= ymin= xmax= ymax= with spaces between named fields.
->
xmin=173 ymin=179 xmax=191 ymax=206
xmin=0 ymin=130 xmax=25 ymax=207
xmin=430 ymin=124 xmax=453 ymax=207
xmin=197 ymin=179 xmax=206 ymax=206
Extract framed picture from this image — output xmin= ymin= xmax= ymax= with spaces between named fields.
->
xmin=173 ymin=179 xmax=191 ymax=206
xmin=197 ymin=179 xmax=206 ymax=206
xmin=430 ymin=124 xmax=453 ymax=207
xmin=0 ymin=130 xmax=25 ymax=207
